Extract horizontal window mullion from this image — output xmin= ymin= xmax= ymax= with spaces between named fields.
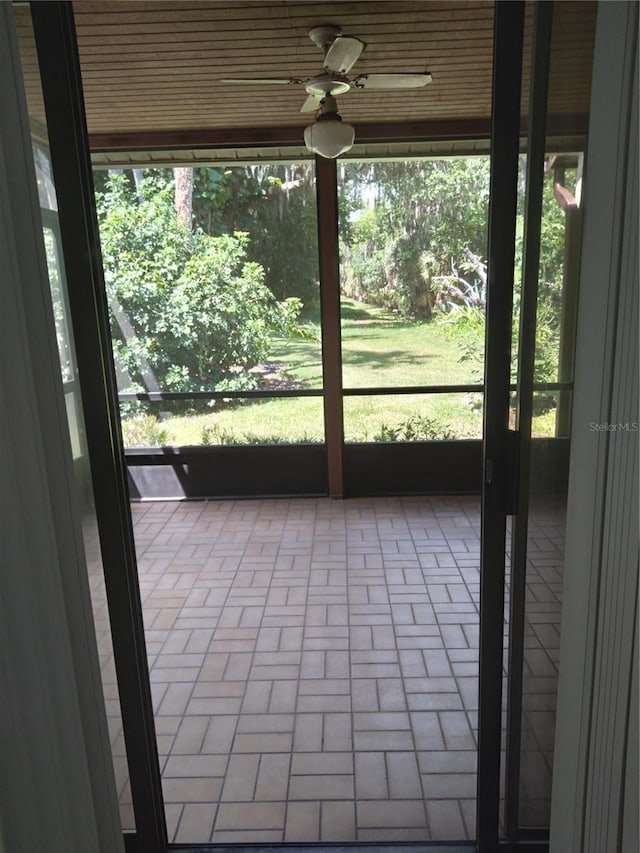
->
xmin=118 ymin=389 xmax=324 ymax=402
xmin=526 ymin=381 xmax=574 ymax=392
xmin=343 ymin=384 xmax=485 ymax=396
xmin=117 ymin=381 xmax=573 ymax=403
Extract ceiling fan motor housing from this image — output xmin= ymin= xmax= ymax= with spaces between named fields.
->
xmin=308 ymin=25 xmax=342 ymax=50
xmin=305 ymin=73 xmax=351 ymax=97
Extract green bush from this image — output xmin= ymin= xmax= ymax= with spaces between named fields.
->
xmin=120 ymin=414 xmax=168 ymax=447
xmin=200 ymin=423 xmax=314 ymax=445
xmin=440 ymin=296 xmax=561 ymax=394
xmin=373 ymin=414 xmax=455 ymax=442
xmin=97 ymin=172 xmax=301 ymax=398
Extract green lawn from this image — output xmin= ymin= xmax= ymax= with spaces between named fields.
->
xmin=266 ymin=298 xmax=480 ymax=389
xmin=121 ymin=298 xmax=553 ymax=446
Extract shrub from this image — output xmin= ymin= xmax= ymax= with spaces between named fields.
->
xmin=120 ymin=414 xmax=168 ymax=447
xmin=97 ymin=172 xmax=301 ymax=397
xmin=373 ymin=414 xmax=455 ymax=442
xmin=200 ymin=423 xmax=315 ymax=445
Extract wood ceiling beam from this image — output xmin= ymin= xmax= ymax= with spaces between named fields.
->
xmin=89 ymin=118 xmax=493 ymax=152
xmin=88 ymin=113 xmax=588 ymax=153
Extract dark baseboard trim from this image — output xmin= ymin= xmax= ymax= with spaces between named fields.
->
xmin=124 ymin=438 xmax=569 ymax=501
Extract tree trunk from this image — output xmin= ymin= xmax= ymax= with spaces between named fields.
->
xmin=132 ymin=168 xmax=144 ymax=202
xmin=174 ymin=167 xmax=193 ymax=229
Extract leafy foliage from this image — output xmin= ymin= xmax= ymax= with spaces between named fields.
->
xmin=339 ymin=158 xmax=490 ymax=318
xmin=442 ymin=295 xmax=563 ymax=390
xmin=191 ymin=165 xmax=320 ymax=315
xmin=373 ymin=414 xmax=456 ymax=442
xmin=97 ymin=172 xmax=301 ymax=397
xmin=438 ymin=305 xmax=486 ymax=381
xmin=120 ymin=414 xmax=168 ymax=447
xmin=98 ymin=154 xmax=572 ymax=445
xmin=200 ymin=423 xmax=315 ymax=446
xmin=436 ymin=162 xmax=570 ymax=390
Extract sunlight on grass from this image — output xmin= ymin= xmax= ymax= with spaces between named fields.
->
xmin=340 ymin=299 xmax=478 ymax=388
xmin=269 ymin=298 xmax=479 ymax=389
xmin=531 ymin=409 xmax=558 ymax=437
xmin=120 ymin=297 xmax=556 ymax=447
xmin=267 ymin=332 xmax=323 ymax=387
xmin=343 ymin=394 xmax=483 ymax=443
xmin=159 ymin=397 xmax=325 ymax=446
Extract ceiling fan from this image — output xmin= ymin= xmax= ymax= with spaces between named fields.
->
xmin=221 ymin=25 xmax=432 ymax=157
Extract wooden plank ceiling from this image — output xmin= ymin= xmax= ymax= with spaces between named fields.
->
xmin=15 ymin=0 xmax=596 ymax=152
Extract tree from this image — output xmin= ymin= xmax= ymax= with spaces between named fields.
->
xmin=174 ymin=167 xmax=194 ymax=228
xmin=191 ymin=164 xmax=320 ymax=316
xmin=339 ymin=158 xmax=491 ymax=318
xmin=96 ymin=171 xmax=301 ymax=398
xmin=442 ymin=160 xmax=571 ymax=388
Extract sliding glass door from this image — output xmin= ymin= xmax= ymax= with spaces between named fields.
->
xmin=22 ymin=0 xmax=595 ymax=850
xmin=479 ymin=0 xmax=594 ymax=847
xmin=503 ymin=0 xmax=592 ymax=841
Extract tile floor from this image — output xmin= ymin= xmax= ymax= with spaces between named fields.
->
xmin=516 ymin=497 xmax=565 ymax=828
xmin=89 ymin=494 xmax=563 ymax=844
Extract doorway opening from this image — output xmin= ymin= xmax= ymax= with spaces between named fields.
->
xmin=18 ymin=0 xmax=596 ymax=849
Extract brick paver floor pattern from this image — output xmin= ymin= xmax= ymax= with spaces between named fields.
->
xmin=87 ymin=494 xmax=562 ymax=843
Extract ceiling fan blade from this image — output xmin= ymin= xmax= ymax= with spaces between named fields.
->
xmin=323 ymin=35 xmax=366 ymax=74
xmin=353 ymin=72 xmax=432 ymax=90
xmin=300 ymin=93 xmax=322 ymax=113
xmin=220 ymin=77 xmax=303 ymax=85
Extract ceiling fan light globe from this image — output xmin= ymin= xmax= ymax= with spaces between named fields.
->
xmin=304 ymin=116 xmax=355 ymax=158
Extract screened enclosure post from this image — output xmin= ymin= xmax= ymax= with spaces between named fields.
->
xmin=315 ymin=154 xmax=345 ymax=498
xmin=477 ymin=1 xmax=525 ymax=850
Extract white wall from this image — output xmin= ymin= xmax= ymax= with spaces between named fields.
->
xmin=0 ymin=5 xmax=123 ymax=852
xmin=550 ymin=2 xmax=639 ymax=851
